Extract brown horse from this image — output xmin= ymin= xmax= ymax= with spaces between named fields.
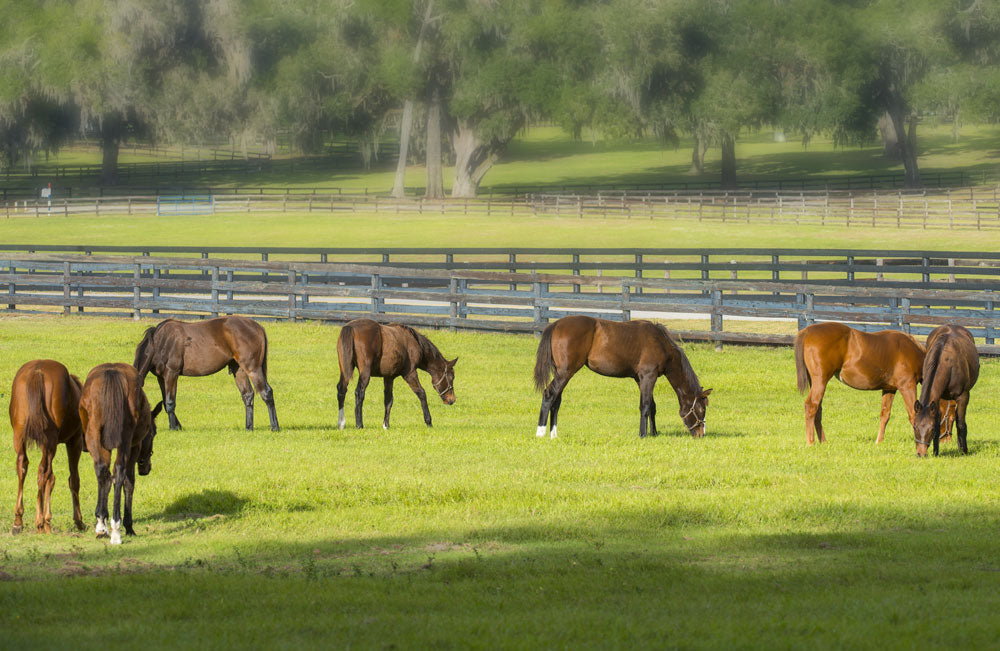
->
xmin=795 ymin=322 xmax=924 ymax=445
xmin=336 ymin=319 xmax=457 ymax=429
xmin=9 ymin=360 xmax=85 ymax=534
xmin=533 ymin=316 xmax=711 ymax=439
xmin=134 ymin=316 xmax=278 ymax=431
xmin=79 ymin=363 xmax=157 ymax=545
xmin=913 ymin=325 xmax=980 ymax=457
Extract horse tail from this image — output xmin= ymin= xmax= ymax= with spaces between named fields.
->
xmin=99 ymin=369 xmax=133 ymax=452
xmin=794 ymin=330 xmax=811 ymax=393
xmin=261 ymin=325 xmax=269 ymax=379
xmin=22 ymin=369 xmax=53 ymax=447
xmin=133 ymin=326 xmax=158 ymax=385
xmin=534 ymin=322 xmax=557 ymax=392
xmin=337 ymin=324 xmax=356 ymax=380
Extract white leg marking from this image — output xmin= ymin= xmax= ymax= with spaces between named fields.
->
xmin=109 ymin=519 xmax=122 ymax=545
xmin=536 ymin=425 xmax=547 ymax=437
xmin=95 ymin=518 xmax=108 ymax=536
xmin=550 ymin=426 xmax=558 ymax=439
xmin=338 ymin=408 xmax=346 ymax=430
xmin=383 ymin=423 xmax=389 ymax=430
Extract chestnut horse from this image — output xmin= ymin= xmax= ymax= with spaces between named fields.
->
xmin=9 ymin=360 xmax=85 ymax=534
xmin=795 ymin=322 xmax=924 ymax=444
xmin=336 ymin=319 xmax=457 ymax=429
xmin=79 ymin=363 xmax=157 ymax=545
xmin=533 ymin=316 xmax=711 ymax=439
xmin=134 ymin=316 xmax=278 ymax=431
xmin=913 ymin=325 xmax=979 ymax=457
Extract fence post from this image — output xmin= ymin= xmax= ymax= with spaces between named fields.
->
xmin=532 ymin=280 xmax=544 ymax=332
xmin=900 ymin=297 xmax=910 ymax=334
xmin=635 ymin=253 xmax=643 ymax=295
xmin=622 ymin=283 xmax=631 ymax=322
xmin=986 ymin=294 xmax=995 ymax=345
xmin=63 ymin=261 xmax=70 ymax=316
xmin=711 ymin=288 xmax=723 ymax=351
xmin=449 ymin=277 xmax=458 ymax=332
xmin=211 ymin=267 xmax=220 ymax=317
xmin=921 ymin=257 xmax=930 ymax=284
xmin=948 ymin=258 xmax=955 ymax=283
xmin=509 ymin=252 xmax=517 ymax=291
xmin=805 ymin=292 xmax=815 ymax=327
xmin=876 ymin=258 xmax=884 ymax=282
xmin=226 ymin=270 xmax=234 ymax=314
xmin=132 ymin=264 xmax=141 ymax=320
xmin=287 ymin=269 xmax=296 ymax=320
xmin=370 ymin=273 xmax=382 ymax=317
xmin=151 ymin=267 xmax=160 ymax=315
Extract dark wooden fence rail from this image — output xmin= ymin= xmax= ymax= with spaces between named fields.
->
xmin=3 ymin=253 xmax=1000 ymax=354
xmin=3 ymin=246 xmax=1000 ymax=291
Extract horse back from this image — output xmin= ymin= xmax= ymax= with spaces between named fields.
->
xmin=10 ymin=359 xmax=82 ymax=446
xmin=80 ymin=363 xmax=149 ymax=455
xmin=572 ymin=317 xmax=665 ymax=377
xmin=925 ymin=325 xmax=979 ymax=395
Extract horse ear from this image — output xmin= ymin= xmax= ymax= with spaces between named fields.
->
xmin=700 ymin=388 xmax=713 ymax=398
xmin=914 ymin=400 xmax=922 ymax=412
xmin=449 ymin=357 xmax=458 ymax=367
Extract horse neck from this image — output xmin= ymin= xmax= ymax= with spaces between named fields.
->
xmin=663 ymin=344 xmax=700 ymax=405
xmin=413 ymin=333 xmax=444 ymax=374
xmin=919 ymin=338 xmax=948 ymax=405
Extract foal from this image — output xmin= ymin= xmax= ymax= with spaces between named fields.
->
xmin=533 ymin=316 xmax=711 ymax=438
xmin=913 ymin=325 xmax=980 ymax=457
xmin=79 ymin=363 xmax=157 ymax=545
xmin=336 ymin=319 xmax=457 ymax=429
xmin=9 ymin=360 xmax=85 ymax=534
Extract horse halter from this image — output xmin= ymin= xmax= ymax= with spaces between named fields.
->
xmin=432 ymin=372 xmax=453 ymax=399
xmin=682 ymin=396 xmax=706 ymax=431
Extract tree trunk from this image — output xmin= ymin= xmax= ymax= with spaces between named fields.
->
xmin=101 ymin=115 xmax=122 ymax=185
xmin=689 ymin=134 xmax=705 ymax=174
xmin=720 ymin=132 xmax=736 ymax=189
xmin=451 ymin=121 xmax=506 ymax=199
xmin=878 ymin=112 xmax=900 ymax=159
xmin=390 ymin=0 xmax=436 ymax=199
xmin=885 ymin=104 xmax=921 ymax=188
xmin=424 ymin=86 xmax=444 ymax=199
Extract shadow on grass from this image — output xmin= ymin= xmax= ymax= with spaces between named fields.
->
xmin=154 ymin=489 xmax=249 ymax=521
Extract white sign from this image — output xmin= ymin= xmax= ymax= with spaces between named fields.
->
xmin=40 ymin=187 xmax=51 ymax=199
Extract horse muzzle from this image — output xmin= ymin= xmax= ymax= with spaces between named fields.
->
xmin=138 ymin=460 xmax=152 ymax=476
xmin=443 ymin=392 xmax=456 ymax=406
xmin=915 ymin=443 xmax=929 ymax=458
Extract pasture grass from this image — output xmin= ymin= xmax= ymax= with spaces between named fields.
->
xmin=0 ymin=316 xmax=999 ymax=648
xmin=2 ymin=209 xmax=998 ymax=252
xmin=12 ymin=123 xmax=1000 ymax=192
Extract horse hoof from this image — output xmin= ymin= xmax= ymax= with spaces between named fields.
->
xmin=74 ymin=521 xmax=85 ymax=532
xmin=271 ymin=426 xmax=280 ymax=432
xmin=11 ymin=525 xmax=22 ymax=535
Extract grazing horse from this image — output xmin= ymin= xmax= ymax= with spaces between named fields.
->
xmin=336 ymin=319 xmax=457 ymax=429
xmin=79 ymin=363 xmax=157 ymax=545
xmin=533 ymin=316 xmax=712 ymax=439
xmin=795 ymin=322 xmax=924 ymax=445
xmin=9 ymin=360 xmax=85 ymax=534
xmin=913 ymin=325 xmax=980 ymax=457
xmin=134 ymin=316 xmax=278 ymax=431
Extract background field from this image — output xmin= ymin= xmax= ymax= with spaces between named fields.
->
xmin=1 ymin=316 xmax=999 ymax=648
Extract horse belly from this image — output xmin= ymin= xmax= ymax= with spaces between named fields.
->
xmin=837 ymin=363 xmax=885 ymax=391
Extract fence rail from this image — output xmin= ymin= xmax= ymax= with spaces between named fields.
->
xmin=2 ymin=252 xmax=1000 ymax=354
xmin=5 ymin=186 xmax=1000 ymax=229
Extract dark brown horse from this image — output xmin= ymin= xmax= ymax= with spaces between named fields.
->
xmin=336 ymin=319 xmax=457 ymax=429
xmin=134 ymin=316 xmax=278 ymax=431
xmin=533 ymin=316 xmax=711 ymax=439
xmin=913 ymin=325 xmax=980 ymax=457
xmin=795 ymin=322 xmax=924 ymax=445
xmin=9 ymin=360 xmax=85 ymax=534
xmin=79 ymin=363 xmax=157 ymax=545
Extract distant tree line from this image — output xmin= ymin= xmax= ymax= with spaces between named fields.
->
xmin=1 ymin=0 xmax=999 ymax=196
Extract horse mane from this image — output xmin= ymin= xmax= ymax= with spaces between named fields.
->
xmin=918 ymin=333 xmax=948 ymax=405
xmin=654 ymin=323 xmax=702 ymax=392
xmin=133 ymin=320 xmax=172 ymax=380
xmin=397 ymin=323 xmax=444 ymax=364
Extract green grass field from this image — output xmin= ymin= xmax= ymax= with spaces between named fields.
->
xmin=11 ymin=124 xmax=1000 ymax=192
xmin=1 ymin=316 xmax=999 ymax=648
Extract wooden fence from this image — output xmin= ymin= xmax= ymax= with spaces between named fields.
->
xmin=4 ymin=186 xmax=1000 ymax=229
xmin=2 ymin=252 xmax=1000 ymax=354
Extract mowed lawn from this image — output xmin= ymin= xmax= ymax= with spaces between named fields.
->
xmin=0 ymin=316 xmax=999 ymax=648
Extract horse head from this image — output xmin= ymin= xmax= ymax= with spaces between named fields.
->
xmin=681 ymin=388 xmax=712 ymax=438
xmin=912 ymin=399 xmax=940 ymax=457
xmin=431 ymin=357 xmax=458 ymax=405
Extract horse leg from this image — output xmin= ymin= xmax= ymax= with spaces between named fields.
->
xmin=382 ymin=377 xmax=394 ymax=430
xmin=66 ymin=437 xmax=85 ymax=531
xmin=109 ymin=451 xmax=126 ymax=545
xmin=876 ymin=391 xmax=895 ymax=444
xmin=814 ymin=402 xmax=825 ymax=443
xmin=355 ymin=372 xmax=371 ymax=429
xmin=637 ymin=374 xmax=657 ymax=438
xmin=36 ymin=445 xmax=56 ymax=533
xmin=649 ymin=396 xmax=658 ymax=437
xmin=234 ymin=368 xmax=255 ymax=431
xmin=804 ymin=378 xmax=828 ymax=445
xmin=12 ymin=441 xmax=27 ymax=534
xmin=538 ymin=373 xmax=571 ymax=438
xmin=93 ymin=452 xmax=112 ymax=538
xmin=246 ymin=366 xmax=279 ymax=432
xmin=337 ymin=368 xmax=353 ymax=430
xmin=404 ymin=371 xmax=432 ymax=427
xmin=956 ymin=394 xmax=970 ymax=455
xmin=123 ymin=461 xmax=136 ymax=536
xmin=162 ymin=371 xmax=182 ymax=430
